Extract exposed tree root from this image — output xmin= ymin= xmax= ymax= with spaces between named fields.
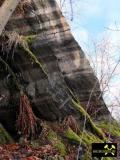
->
xmin=16 ymin=92 xmax=38 ymax=138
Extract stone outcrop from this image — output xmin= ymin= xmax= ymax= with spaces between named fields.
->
xmin=0 ymin=0 xmax=110 ymax=135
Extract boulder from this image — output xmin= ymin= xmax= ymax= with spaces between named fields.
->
xmin=0 ymin=0 xmax=110 ymax=135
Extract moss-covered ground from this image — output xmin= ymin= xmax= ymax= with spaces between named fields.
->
xmin=96 ymin=120 xmax=120 ymax=138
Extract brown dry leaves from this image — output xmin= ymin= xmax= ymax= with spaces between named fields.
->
xmin=0 ymin=144 xmax=58 ymax=160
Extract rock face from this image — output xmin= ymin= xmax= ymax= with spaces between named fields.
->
xmin=0 ymin=0 xmax=110 ymax=134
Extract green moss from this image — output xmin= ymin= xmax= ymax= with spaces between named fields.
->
xmin=48 ymin=130 xmax=66 ymax=156
xmin=79 ymin=131 xmax=106 ymax=159
xmin=65 ymin=127 xmax=80 ymax=143
xmin=64 ymin=128 xmax=102 ymax=157
xmin=24 ymin=35 xmax=37 ymax=44
xmin=72 ymin=99 xmax=106 ymax=140
xmin=81 ymin=131 xmax=115 ymax=160
xmin=79 ymin=131 xmax=114 ymax=160
xmin=79 ymin=131 xmax=103 ymax=145
xmin=97 ymin=120 xmax=120 ymax=138
xmin=0 ymin=124 xmax=13 ymax=144
xmin=64 ymin=126 xmax=112 ymax=160
xmin=21 ymin=41 xmax=48 ymax=76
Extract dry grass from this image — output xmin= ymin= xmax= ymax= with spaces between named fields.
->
xmin=5 ymin=31 xmax=23 ymax=50
xmin=1 ymin=31 xmax=28 ymax=56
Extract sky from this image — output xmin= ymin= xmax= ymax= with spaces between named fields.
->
xmin=56 ymin=0 xmax=120 ymax=120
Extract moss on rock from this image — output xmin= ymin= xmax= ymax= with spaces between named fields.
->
xmin=64 ymin=127 xmax=112 ymax=160
xmin=24 ymin=35 xmax=37 ymax=44
xmin=97 ymin=120 xmax=120 ymax=138
xmin=21 ymin=41 xmax=48 ymax=76
xmin=79 ymin=131 xmax=103 ymax=145
xmin=65 ymin=127 xmax=80 ymax=143
xmin=72 ymin=99 xmax=106 ymax=140
xmin=48 ymin=130 xmax=66 ymax=156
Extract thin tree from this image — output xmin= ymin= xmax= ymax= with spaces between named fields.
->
xmin=0 ymin=0 xmax=21 ymax=36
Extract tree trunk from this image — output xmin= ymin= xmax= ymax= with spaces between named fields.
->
xmin=0 ymin=0 xmax=20 ymax=36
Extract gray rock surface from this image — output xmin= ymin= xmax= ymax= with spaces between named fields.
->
xmin=0 ymin=0 xmax=110 ymax=133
